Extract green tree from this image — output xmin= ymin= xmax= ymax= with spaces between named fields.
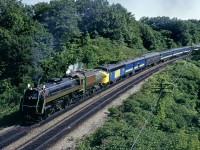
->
xmin=34 ymin=0 xmax=81 ymax=49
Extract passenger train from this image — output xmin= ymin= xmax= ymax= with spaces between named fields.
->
xmin=19 ymin=45 xmax=199 ymax=122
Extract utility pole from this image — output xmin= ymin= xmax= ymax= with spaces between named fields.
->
xmin=153 ymin=79 xmax=173 ymax=113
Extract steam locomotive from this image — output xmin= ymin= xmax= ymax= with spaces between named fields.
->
xmin=19 ymin=45 xmax=198 ymax=122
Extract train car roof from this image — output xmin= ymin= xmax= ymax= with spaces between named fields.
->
xmin=119 ymin=59 xmax=135 ymax=65
xmin=161 ymin=46 xmax=192 ymax=54
xmin=142 ymin=52 xmax=160 ymax=58
xmin=195 ymin=44 xmax=200 ymax=48
xmin=132 ymin=56 xmax=145 ymax=62
xmin=99 ymin=63 xmax=125 ymax=71
xmin=172 ymin=46 xmax=191 ymax=51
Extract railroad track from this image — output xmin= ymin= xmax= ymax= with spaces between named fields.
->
xmin=0 ymin=83 xmax=113 ymax=149
xmin=0 ymin=126 xmax=28 ymax=149
xmin=0 ymin=56 xmax=186 ymax=150
xmin=16 ymin=57 xmax=182 ymax=150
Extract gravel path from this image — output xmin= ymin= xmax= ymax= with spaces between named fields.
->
xmin=0 ymin=126 xmax=16 ymax=135
xmin=50 ymin=76 xmax=152 ymax=150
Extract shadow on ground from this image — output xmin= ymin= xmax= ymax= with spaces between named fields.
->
xmin=0 ymin=111 xmax=20 ymax=127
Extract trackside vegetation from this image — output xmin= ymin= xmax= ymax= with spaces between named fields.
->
xmin=76 ymin=51 xmax=200 ymax=149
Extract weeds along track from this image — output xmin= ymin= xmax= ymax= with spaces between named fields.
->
xmin=1 ymin=56 xmax=185 ymax=150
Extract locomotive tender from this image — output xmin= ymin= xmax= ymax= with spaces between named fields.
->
xmin=19 ymin=46 xmax=195 ymax=121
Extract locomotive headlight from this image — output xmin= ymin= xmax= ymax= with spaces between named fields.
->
xmin=27 ymin=84 xmax=31 ymax=89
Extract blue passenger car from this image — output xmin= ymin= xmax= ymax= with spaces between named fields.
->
xmin=132 ymin=56 xmax=146 ymax=71
xmin=173 ymin=47 xmax=185 ymax=56
xmin=160 ymin=49 xmax=174 ymax=61
xmin=119 ymin=59 xmax=135 ymax=74
xmin=183 ymin=46 xmax=193 ymax=54
xmin=142 ymin=52 xmax=160 ymax=67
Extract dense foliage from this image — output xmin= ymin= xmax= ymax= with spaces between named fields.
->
xmin=0 ymin=0 xmax=200 ymax=129
xmin=77 ymin=51 xmax=200 ymax=149
xmin=0 ymin=0 xmax=54 ymax=124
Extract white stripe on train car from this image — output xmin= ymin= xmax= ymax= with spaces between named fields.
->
xmin=134 ymin=64 xmax=145 ymax=69
xmin=161 ymin=55 xmax=173 ymax=59
xmin=139 ymin=64 xmax=145 ymax=67
xmin=125 ymin=68 xmax=133 ymax=73
xmin=173 ymin=52 xmax=183 ymax=56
